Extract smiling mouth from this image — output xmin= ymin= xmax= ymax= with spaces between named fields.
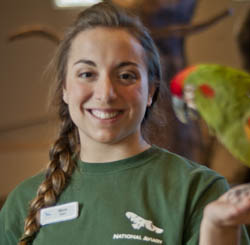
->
xmin=88 ymin=109 xmax=124 ymax=120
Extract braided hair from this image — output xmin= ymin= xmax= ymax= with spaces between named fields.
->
xmin=19 ymin=2 xmax=162 ymax=244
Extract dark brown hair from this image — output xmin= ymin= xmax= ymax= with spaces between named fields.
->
xmin=19 ymin=2 xmax=162 ymax=244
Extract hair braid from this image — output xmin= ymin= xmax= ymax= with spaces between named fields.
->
xmin=19 ymin=114 xmax=79 ymax=245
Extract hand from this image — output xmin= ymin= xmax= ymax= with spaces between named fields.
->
xmin=204 ymin=183 xmax=250 ymax=227
xmin=199 ymin=183 xmax=250 ymax=245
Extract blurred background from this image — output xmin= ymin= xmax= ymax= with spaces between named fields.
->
xmin=1 ymin=0 xmax=250 ymax=208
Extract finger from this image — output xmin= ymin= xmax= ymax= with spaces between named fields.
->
xmin=225 ymin=184 xmax=250 ymax=205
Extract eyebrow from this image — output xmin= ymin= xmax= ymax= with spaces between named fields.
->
xmin=73 ymin=60 xmax=139 ymax=69
xmin=73 ymin=59 xmax=96 ymax=67
xmin=116 ymin=61 xmax=139 ymax=69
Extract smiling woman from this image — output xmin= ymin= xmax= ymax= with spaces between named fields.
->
xmin=63 ymin=27 xmax=153 ymax=160
xmin=0 ymin=2 xmax=250 ymax=245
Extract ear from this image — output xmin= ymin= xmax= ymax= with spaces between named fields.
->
xmin=147 ymin=85 xmax=156 ymax=106
xmin=63 ymin=88 xmax=68 ymax=104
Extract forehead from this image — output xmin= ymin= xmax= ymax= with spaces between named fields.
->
xmin=68 ymin=27 xmax=146 ymax=66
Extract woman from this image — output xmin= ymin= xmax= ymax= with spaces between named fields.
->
xmin=0 ymin=2 xmax=249 ymax=245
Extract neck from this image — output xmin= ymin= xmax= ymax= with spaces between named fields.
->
xmin=79 ymin=134 xmax=150 ymax=163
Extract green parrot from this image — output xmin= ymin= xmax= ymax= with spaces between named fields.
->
xmin=170 ymin=64 xmax=250 ymax=166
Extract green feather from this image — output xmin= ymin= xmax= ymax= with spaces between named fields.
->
xmin=185 ymin=64 xmax=250 ymax=166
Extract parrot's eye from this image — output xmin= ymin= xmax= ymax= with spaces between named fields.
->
xmin=199 ymin=84 xmax=215 ymax=98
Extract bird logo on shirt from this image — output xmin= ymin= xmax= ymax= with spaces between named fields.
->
xmin=125 ymin=211 xmax=164 ymax=234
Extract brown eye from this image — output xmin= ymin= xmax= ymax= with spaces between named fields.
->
xmin=79 ymin=72 xmax=93 ymax=79
xmin=119 ymin=72 xmax=137 ymax=84
xmin=121 ymin=73 xmax=132 ymax=79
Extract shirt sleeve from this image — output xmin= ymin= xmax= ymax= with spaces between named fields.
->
xmin=0 ymin=190 xmax=28 ymax=245
xmin=0 ymin=204 xmax=21 ymax=245
xmin=0 ymin=173 xmax=44 ymax=245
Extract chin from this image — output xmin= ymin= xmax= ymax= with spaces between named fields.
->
xmin=91 ymin=132 xmax=122 ymax=145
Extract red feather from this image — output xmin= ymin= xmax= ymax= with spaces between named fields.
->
xmin=170 ymin=66 xmax=197 ymax=97
xmin=199 ymin=84 xmax=215 ymax=98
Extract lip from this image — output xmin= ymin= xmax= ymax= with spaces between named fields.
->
xmin=85 ymin=108 xmax=125 ymax=122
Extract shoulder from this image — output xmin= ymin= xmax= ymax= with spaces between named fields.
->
xmin=6 ymin=171 xmax=45 ymax=209
xmin=1 ymin=172 xmax=45 ymax=224
xmin=149 ymin=145 xmax=229 ymax=192
xmin=150 ymin=145 xmax=217 ymax=172
xmin=0 ymin=172 xmax=45 ymax=244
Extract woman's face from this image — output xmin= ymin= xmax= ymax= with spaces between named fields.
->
xmin=63 ymin=27 xmax=154 ymax=147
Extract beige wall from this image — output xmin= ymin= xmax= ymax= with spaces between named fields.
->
xmin=1 ymin=0 xmax=250 ymax=203
xmin=187 ymin=0 xmax=249 ymax=68
xmin=0 ymin=121 xmax=57 ymax=199
xmin=0 ymin=0 xmax=79 ymax=202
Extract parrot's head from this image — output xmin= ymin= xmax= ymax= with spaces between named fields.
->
xmin=170 ymin=65 xmax=215 ymax=123
xmin=170 ymin=64 xmax=250 ymax=166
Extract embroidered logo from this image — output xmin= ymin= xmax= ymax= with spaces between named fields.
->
xmin=125 ymin=211 xmax=164 ymax=234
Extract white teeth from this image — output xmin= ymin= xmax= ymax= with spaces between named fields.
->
xmin=91 ymin=110 xmax=120 ymax=119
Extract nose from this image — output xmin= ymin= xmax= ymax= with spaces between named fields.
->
xmin=94 ymin=74 xmax=117 ymax=103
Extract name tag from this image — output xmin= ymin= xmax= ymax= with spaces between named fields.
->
xmin=40 ymin=202 xmax=79 ymax=226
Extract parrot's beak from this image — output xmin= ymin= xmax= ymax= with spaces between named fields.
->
xmin=172 ymin=96 xmax=198 ymax=123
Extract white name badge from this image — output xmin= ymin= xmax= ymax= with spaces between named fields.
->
xmin=40 ymin=202 xmax=79 ymax=226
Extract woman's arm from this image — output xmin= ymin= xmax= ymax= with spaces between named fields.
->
xmin=200 ymin=184 xmax=250 ymax=245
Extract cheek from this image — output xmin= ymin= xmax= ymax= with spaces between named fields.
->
xmin=126 ymin=84 xmax=149 ymax=108
xmin=67 ymin=83 xmax=92 ymax=104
